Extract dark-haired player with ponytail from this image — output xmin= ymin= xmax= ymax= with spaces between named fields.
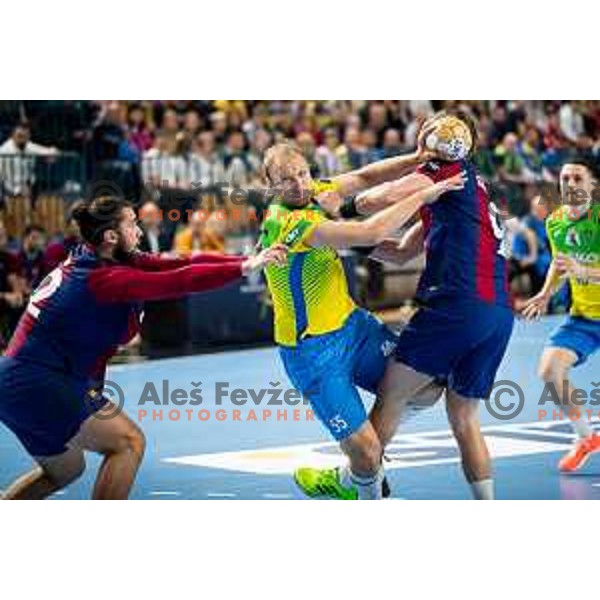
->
xmin=0 ymin=196 xmax=286 ymax=499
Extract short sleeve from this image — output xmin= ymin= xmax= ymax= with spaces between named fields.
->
xmin=416 ymin=160 xmax=463 ymax=183
xmin=279 ymin=208 xmax=329 ymax=252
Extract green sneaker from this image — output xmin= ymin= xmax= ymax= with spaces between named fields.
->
xmin=294 ymin=467 xmax=358 ymax=500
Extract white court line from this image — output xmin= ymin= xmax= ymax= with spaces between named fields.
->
xmin=149 ymin=491 xmax=181 ymax=497
xmin=206 ymin=492 xmax=237 ymax=498
xmin=164 ymin=417 xmax=595 ymax=476
xmin=262 ymin=493 xmax=293 ymax=499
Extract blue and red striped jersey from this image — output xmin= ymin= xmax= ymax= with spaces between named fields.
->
xmin=5 ymin=245 xmax=243 ymax=382
xmin=416 ymin=159 xmax=510 ymax=306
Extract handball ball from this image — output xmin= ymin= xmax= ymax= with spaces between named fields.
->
xmin=425 ymin=115 xmax=473 ymax=161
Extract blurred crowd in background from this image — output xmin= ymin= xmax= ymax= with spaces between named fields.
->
xmin=1 ymin=100 xmax=599 ymax=347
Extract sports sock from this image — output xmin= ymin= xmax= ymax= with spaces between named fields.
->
xmin=349 ymin=467 xmax=384 ymax=500
xmin=470 ymin=478 xmax=494 ymax=500
xmin=339 ymin=465 xmax=353 ymax=489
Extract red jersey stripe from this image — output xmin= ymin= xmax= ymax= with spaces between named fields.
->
xmin=475 ymin=185 xmax=496 ymax=303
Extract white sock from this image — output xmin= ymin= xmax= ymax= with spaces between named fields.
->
xmin=571 ymin=417 xmax=593 ymax=439
xmin=349 ymin=467 xmax=384 ymax=500
xmin=470 ymin=478 xmax=494 ymax=500
xmin=339 ymin=465 xmax=353 ymax=489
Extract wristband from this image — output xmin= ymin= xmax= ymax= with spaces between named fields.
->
xmin=340 ymin=196 xmax=360 ymax=219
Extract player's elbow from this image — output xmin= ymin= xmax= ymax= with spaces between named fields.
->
xmin=355 ymin=192 xmax=382 ymax=216
xmin=356 ymin=186 xmax=399 ymax=216
xmin=351 ymin=167 xmax=373 ymax=190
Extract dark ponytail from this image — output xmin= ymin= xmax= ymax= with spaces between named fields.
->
xmin=72 ymin=196 xmax=133 ymax=246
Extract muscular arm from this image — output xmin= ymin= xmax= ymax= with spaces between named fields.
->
xmin=88 ymin=262 xmax=243 ymax=303
xmin=354 ymin=173 xmax=434 ymax=216
xmin=351 ymin=160 xmax=465 ymax=218
xmin=306 ymin=175 xmax=460 ymax=249
xmin=538 ymin=260 xmax=566 ymax=298
xmin=125 ymin=251 xmax=243 ymax=272
xmin=369 ymin=221 xmax=425 ymax=265
xmin=314 ymin=154 xmax=428 ymax=217
xmin=521 ymin=248 xmax=569 ymax=319
xmin=333 ymin=151 xmax=426 ymax=197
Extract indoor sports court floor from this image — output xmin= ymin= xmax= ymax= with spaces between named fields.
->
xmin=1 ymin=316 xmax=599 ymax=499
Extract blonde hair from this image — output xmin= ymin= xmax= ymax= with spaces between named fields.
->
xmin=262 ymin=142 xmax=306 ymax=183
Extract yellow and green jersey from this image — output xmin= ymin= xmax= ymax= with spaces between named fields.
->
xmin=546 ymin=204 xmax=600 ymax=319
xmin=259 ymin=196 xmax=356 ymax=347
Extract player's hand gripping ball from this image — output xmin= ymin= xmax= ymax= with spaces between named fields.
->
xmin=425 ymin=115 xmax=473 ymax=162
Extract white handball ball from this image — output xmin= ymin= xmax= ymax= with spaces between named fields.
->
xmin=425 ymin=115 xmax=473 ymax=161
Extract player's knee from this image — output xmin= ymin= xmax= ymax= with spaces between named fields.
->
xmin=115 ymin=424 xmax=146 ymax=458
xmin=450 ymin=416 xmax=473 ymax=439
xmin=538 ymin=355 xmax=563 ymax=384
xmin=127 ymin=425 xmax=146 ymax=458
xmin=447 ymin=403 xmax=478 ymax=439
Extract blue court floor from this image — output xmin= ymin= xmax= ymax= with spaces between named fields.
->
xmin=1 ymin=316 xmax=599 ymax=499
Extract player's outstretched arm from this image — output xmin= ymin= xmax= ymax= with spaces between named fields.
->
xmin=313 ymin=169 xmax=431 ymax=220
xmin=307 ymin=173 xmax=464 ymax=249
xmin=352 ymin=173 xmax=434 ymax=216
xmin=350 ymin=157 xmax=468 ymax=218
xmin=368 ymin=221 xmax=425 ymax=265
xmin=334 ymin=152 xmax=425 ymax=199
xmin=89 ymin=245 xmax=287 ymax=303
xmin=333 ymin=123 xmax=436 ymax=198
xmin=126 ymin=251 xmax=245 ymax=272
xmin=316 ymin=124 xmax=437 ymax=217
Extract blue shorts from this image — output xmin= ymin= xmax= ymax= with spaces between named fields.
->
xmin=0 ymin=357 xmax=107 ymax=457
xmin=394 ymin=296 xmax=514 ymax=399
xmin=547 ymin=316 xmax=600 ymax=366
xmin=280 ymin=309 xmax=398 ymax=441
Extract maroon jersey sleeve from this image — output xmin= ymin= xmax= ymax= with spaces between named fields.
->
xmin=416 ymin=160 xmax=463 ymax=183
xmin=126 ymin=251 xmax=244 ymax=272
xmin=88 ymin=262 xmax=243 ymax=303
